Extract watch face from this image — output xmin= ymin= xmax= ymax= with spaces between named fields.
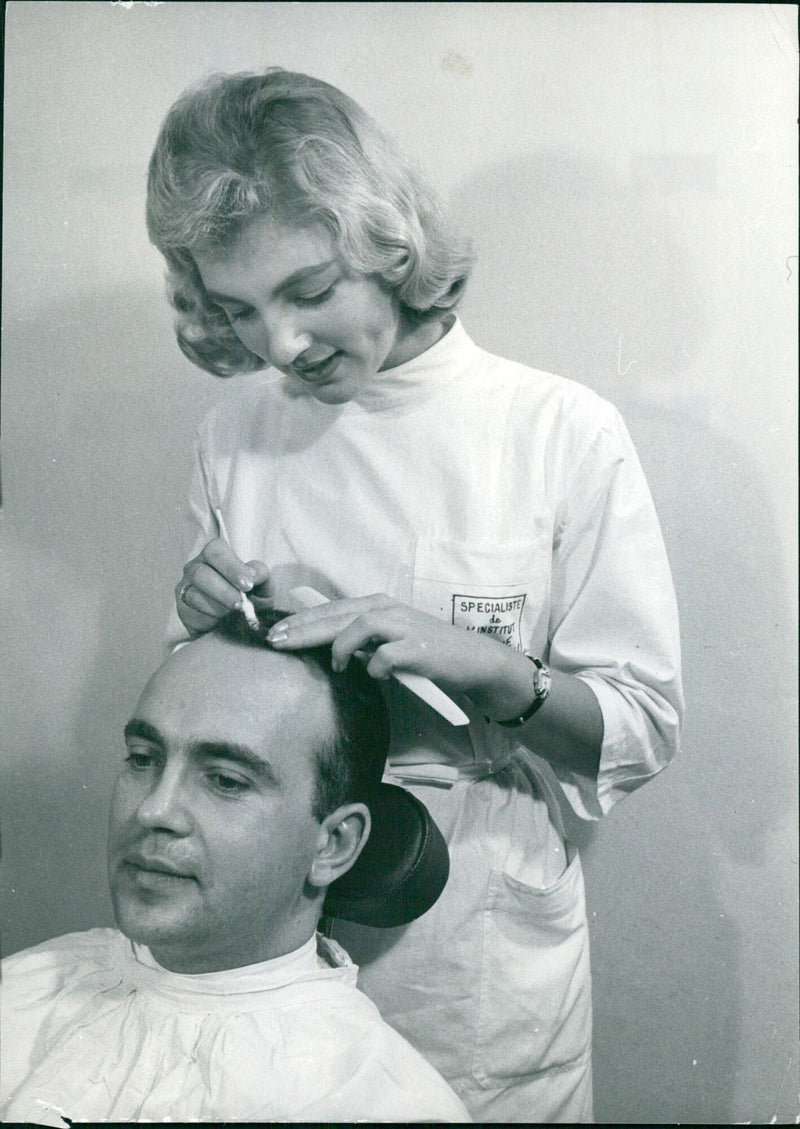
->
xmin=523 ymin=655 xmax=550 ymax=696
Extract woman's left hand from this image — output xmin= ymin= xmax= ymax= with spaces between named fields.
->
xmin=266 ymin=594 xmax=535 ymax=721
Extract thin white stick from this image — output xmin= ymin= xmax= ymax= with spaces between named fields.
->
xmin=213 ymin=507 xmax=259 ymax=630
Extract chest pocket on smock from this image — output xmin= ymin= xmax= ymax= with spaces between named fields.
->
xmin=411 ymin=537 xmax=551 ymax=653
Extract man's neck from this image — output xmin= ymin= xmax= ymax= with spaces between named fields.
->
xmin=144 ymin=924 xmax=319 ymax=975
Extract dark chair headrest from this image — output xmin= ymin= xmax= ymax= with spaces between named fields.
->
xmin=323 ymin=784 xmax=449 ymax=929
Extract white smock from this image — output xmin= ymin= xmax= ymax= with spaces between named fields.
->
xmin=166 ymin=319 xmax=683 ymax=1122
xmin=0 ymin=927 xmax=470 ymax=1124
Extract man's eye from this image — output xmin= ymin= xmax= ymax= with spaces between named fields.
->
xmin=207 ymin=771 xmax=250 ymax=796
xmin=125 ymin=750 xmax=154 ymax=771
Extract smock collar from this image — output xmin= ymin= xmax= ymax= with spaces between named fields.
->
xmin=121 ymin=931 xmax=355 ymax=1007
xmin=347 ymin=316 xmax=476 ymax=411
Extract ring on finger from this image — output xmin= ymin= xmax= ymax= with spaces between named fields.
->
xmin=178 ymin=581 xmax=192 ymax=604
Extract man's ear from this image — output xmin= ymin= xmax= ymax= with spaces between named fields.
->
xmin=308 ymin=803 xmax=371 ymax=889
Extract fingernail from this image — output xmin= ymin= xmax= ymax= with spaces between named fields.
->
xmin=268 ymin=628 xmax=289 ymax=645
xmin=239 ymin=575 xmax=254 ymax=591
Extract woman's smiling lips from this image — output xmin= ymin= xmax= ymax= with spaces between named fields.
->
xmin=291 ymin=351 xmax=343 ymax=383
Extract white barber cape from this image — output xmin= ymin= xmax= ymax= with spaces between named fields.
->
xmin=167 ymin=318 xmax=684 ymax=1121
xmin=0 ymin=928 xmax=470 ymax=1124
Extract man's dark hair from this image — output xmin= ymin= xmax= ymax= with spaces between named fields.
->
xmin=214 ymin=607 xmax=390 ymax=820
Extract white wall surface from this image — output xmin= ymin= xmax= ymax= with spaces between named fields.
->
xmin=2 ymin=3 xmax=797 ymax=1123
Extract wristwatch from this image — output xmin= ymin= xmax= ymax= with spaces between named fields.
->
xmin=496 ymin=654 xmax=552 ymax=727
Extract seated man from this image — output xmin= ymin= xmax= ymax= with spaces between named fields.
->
xmin=1 ymin=609 xmax=469 ymax=1124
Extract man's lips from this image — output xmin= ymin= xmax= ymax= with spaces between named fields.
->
xmin=123 ymin=852 xmax=195 ymax=880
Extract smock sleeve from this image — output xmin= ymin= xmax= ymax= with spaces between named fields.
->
xmin=544 ymin=403 xmax=684 ymax=820
xmin=164 ymin=430 xmax=219 ymax=652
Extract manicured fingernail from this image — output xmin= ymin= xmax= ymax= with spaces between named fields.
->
xmin=239 ymin=575 xmax=254 ymax=591
xmin=268 ymin=628 xmax=289 ymax=645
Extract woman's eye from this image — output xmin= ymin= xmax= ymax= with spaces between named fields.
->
xmin=224 ymin=306 xmax=256 ymax=323
xmin=293 ymin=284 xmax=335 ymax=308
xmin=214 ymin=301 xmax=255 ymax=323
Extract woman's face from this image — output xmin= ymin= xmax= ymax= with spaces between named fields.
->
xmin=194 ymin=217 xmax=428 ymax=404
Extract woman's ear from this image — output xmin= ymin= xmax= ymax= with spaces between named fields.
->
xmin=308 ymin=803 xmax=371 ymax=889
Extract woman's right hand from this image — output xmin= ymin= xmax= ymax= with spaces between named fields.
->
xmin=175 ymin=539 xmax=271 ymax=636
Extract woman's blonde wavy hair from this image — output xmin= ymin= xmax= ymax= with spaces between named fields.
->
xmin=146 ymin=68 xmax=474 ymax=376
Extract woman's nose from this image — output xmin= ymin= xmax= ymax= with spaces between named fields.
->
xmin=264 ymin=312 xmax=313 ymax=369
xmin=135 ymin=766 xmax=192 ymax=835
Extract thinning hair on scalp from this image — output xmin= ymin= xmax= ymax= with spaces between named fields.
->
xmin=146 ymin=68 xmax=474 ymax=376
xmin=212 ymin=607 xmax=391 ymax=822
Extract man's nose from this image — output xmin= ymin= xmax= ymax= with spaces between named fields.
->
xmin=134 ymin=765 xmax=192 ymax=835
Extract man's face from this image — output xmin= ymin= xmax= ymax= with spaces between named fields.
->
xmin=107 ymin=635 xmax=336 ymax=972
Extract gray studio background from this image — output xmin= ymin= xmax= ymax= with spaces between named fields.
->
xmin=2 ymin=3 xmax=797 ymax=1123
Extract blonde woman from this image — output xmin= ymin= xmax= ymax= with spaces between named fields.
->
xmin=149 ymin=68 xmax=683 ymax=1123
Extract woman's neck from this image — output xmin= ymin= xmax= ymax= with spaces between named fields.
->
xmin=380 ymin=313 xmax=453 ymax=371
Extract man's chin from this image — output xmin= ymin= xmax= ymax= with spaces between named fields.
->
xmin=110 ymin=882 xmax=195 ymax=951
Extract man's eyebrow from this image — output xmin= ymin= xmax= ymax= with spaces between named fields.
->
xmin=123 ymin=724 xmax=279 ymax=786
xmin=204 ymin=260 xmax=338 ymax=305
xmin=188 ymin=740 xmax=280 ymax=786
xmin=124 ymin=718 xmax=164 ymax=746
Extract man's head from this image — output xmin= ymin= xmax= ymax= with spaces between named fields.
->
xmin=107 ymin=609 xmax=389 ymax=973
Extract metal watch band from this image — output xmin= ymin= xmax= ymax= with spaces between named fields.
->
xmin=496 ymin=654 xmax=552 ymax=727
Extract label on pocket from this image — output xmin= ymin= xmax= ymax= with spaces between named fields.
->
xmin=451 ymin=592 xmax=527 ymax=649
xmin=412 ymin=536 xmax=552 ymax=658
